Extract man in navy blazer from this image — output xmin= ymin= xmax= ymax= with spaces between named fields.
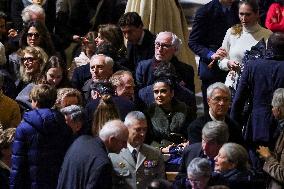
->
xmin=189 ymin=0 xmax=239 ymax=113
xmin=136 ymin=31 xmax=195 ymax=93
xmin=231 ymin=32 xmax=284 ymax=168
xmin=57 ymin=120 xmax=129 ymax=189
xmin=118 ymin=12 xmax=155 ymax=72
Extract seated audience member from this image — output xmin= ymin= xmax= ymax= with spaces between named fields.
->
xmin=10 ymin=84 xmax=73 ymax=189
xmin=94 ymin=24 xmax=126 ymax=63
xmin=56 ymin=120 xmax=129 ymax=189
xmin=8 ymin=20 xmax=55 ymax=86
xmin=118 ymin=12 xmax=155 ymax=72
xmin=110 ymin=70 xmax=135 ymax=101
xmin=146 ymin=77 xmax=195 ymax=147
xmin=10 ymin=0 xmax=56 ymax=32
xmin=0 ymin=128 xmax=16 ymax=189
xmin=265 ymin=1 xmax=284 ymax=32
xmin=188 ymin=82 xmax=243 ymax=145
xmin=138 ymin=62 xmax=197 ymax=112
xmin=39 ymin=55 xmax=70 ymax=88
xmin=109 ymin=111 xmax=165 ymax=188
xmin=0 ymin=74 xmax=21 ymax=129
xmin=186 ymin=158 xmax=212 ymax=189
xmin=85 ymin=81 xmax=135 ymax=128
xmin=15 ymin=46 xmax=48 ymax=110
xmin=257 ymin=88 xmax=284 ymax=189
xmin=71 ymin=30 xmax=128 ymax=90
xmin=72 ymin=31 xmax=97 ymax=67
xmin=17 ymin=45 xmax=48 ymax=91
xmin=174 ymin=121 xmax=229 ymax=188
xmin=214 ymin=143 xmax=252 ymax=189
xmin=54 ymin=88 xmax=83 ymax=110
xmin=81 ymin=54 xmax=114 ymax=101
xmin=136 ymin=31 xmax=194 ymax=92
xmin=60 ymin=105 xmax=85 ymax=137
xmin=91 ymin=94 xmax=120 ymax=136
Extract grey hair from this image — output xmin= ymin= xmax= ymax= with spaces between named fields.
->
xmin=99 ymin=119 xmax=126 ymax=141
xmin=272 ymin=88 xmax=284 ymax=108
xmin=202 ymin=121 xmax=229 ymax=145
xmin=187 ymin=157 xmax=211 ymax=178
xmin=207 ymin=82 xmax=231 ymax=99
xmin=90 ymin=54 xmax=114 ymax=68
xmin=124 ymin=111 xmax=147 ymax=127
xmin=155 ymin=31 xmax=182 ymax=52
xmin=60 ymin=105 xmax=84 ymax=123
xmin=221 ymin=143 xmax=249 ymax=171
xmin=21 ymin=4 xmax=45 ymax=23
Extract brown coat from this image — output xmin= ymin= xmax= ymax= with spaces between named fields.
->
xmin=263 ymin=127 xmax=284 ymax=189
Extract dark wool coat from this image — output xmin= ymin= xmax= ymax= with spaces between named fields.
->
xmin=56 ymin=135 xmax=113 ymax=189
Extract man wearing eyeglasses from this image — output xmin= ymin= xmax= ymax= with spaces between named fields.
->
xmin=187 ymin=82 xmax=243 ymax=145
xmin=136 ymin=31 xmax=195 ymax=93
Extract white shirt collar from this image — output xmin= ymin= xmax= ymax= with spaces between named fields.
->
xmin=209 ymin=109 xmax=225 ymax=122
xmin=127 ymin=143 xmax=140 ymax=153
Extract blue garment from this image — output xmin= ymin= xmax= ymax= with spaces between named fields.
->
xmin=231 ymin=58 xmax=284 ymax=143
xmin=57 ymin=136 xmax=113 ymax=189
xmin=10 ymin=108 xmax=73 ymax=189
xmin=188 ymin=0 xmax=239 ymax=112
xmin=136 ymin=57 xmax=195 ymax=92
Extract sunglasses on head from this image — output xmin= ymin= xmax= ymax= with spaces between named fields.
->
xmin=21 ymin=57 xmax=36 ymax=62
xmin=27 ymin=32 xmax=40 ymax=38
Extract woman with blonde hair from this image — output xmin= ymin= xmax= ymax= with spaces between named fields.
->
xmin=15 ymin=46 xmax=48 ymax=112
xmin=92 ymin=94 xmax=120 ymax=136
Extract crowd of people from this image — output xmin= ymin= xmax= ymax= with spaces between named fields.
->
xmin=0 ymin=0 xmax=284 ymax=189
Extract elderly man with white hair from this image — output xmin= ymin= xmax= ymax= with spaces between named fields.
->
xmin=109 ymin=111 xmax=165 ymax=189
xmin=81 ymin=54 xmax=114 ymax=101
xmin=135 ymin=31 xmax=195 ymax=93
xmin=57 ymin=119 xmax=129 ymax=189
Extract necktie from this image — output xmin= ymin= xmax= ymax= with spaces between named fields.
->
xmin=132 ymin=149 xmax=137 ymax=163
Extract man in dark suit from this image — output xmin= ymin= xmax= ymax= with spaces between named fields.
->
xmin=188 ymin=82 xmax=243 ymax=145
xmin=231 ymin=32 xmax=284 ymax=169
xmin=174 ymin=121 xmax=229 ymax=189
xmin=56 ymin=120 xmax=129 ymax=189
xmin=136 ymin=31 xmax=195 ymax=93
xmin=189 ymin=0 xmax=239 ymax=113
xmin=118 ymin=12 xmax=155 ymax=72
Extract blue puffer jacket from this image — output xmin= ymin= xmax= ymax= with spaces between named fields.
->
xmin=10 ymin=108 xmax=73 ymax=189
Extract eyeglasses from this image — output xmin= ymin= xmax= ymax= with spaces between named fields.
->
xmin=27 ymin=32 xmax=40 ymax=38
xmin=21 ymin=57 xmax=36 ymax=62
xmin=155 ymin=42 xmax=173 ymax=50
xmin=211 ymin=96 xmax=230 ymax=103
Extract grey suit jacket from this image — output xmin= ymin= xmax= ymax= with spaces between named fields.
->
xmin=109 ymin=144 xmax=165 ymax=189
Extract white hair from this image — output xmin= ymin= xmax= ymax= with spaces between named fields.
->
xmin=90 ymin=54 xmax=114 ymax=68
xmin=99 ymin=119 xmax=126 ymax=141
xmin=207 ymin=82 xmax=231 ymax=99
xmin=21 ymin=4 xmax=45 ymax=23
xmin=155 ymin=31 xmax=182 ymax=52
xmin=187 ymin=158 xmax=211 ymax=178
xmin=124 ymin=111 xmax=146 ymax=127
